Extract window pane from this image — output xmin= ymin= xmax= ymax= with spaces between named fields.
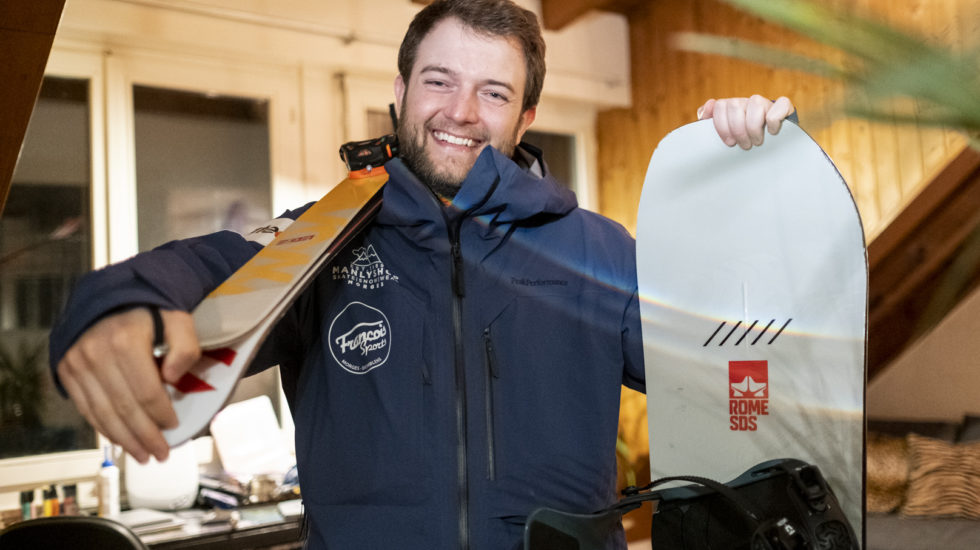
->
xmin=1 ymin=77 xmax=95 ymax=459
xmin=133 ymin=85 xmax=272 ymax=250
xmin=132 ymin=85 xmax=281 ymax=422
xmin=523 ymin=130 xmax=576 ymax=190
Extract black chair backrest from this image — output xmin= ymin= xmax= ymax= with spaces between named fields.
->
xmin=0 ymin=516 xmax=148 ymax=550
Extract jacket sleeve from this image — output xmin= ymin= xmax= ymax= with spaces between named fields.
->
xmin=47 ymin=230 xmax=263 ymax=382
xmin=48 ymin=203 xmax=318 ymax=384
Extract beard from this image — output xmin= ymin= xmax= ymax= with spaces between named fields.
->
xmin=397 ymin=99 xmax=521 ymax=200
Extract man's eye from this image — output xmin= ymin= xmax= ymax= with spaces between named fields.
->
xmin=426 ymin=80 xmax=447 ymax=87
xmin=485 ymin=91 xmax=509 ymax=102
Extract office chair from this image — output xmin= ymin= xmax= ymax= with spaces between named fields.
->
xmin=0 ymin=515 xmax=148 ymax=550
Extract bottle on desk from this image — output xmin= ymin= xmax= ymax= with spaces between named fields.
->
xmin=19 ymin=490 xmax=33 ymax=521
xmin=42 ymin=485 xmax=60 ymax=517
xmin=62 ymin=484 xmax=80 ymax=516
xmin=97 ymin=445 xmax=120 ymax=518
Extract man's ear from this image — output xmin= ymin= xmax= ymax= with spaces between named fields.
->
xmin=393 ymin=75 xmax=406 ymax=117
xmin=516 ymin=107 xmax=536 ymax=142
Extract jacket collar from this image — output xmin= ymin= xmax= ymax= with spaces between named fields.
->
xmin=377 ymin=144 xmax=577 ymax=229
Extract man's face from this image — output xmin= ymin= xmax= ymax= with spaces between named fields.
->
xmin=395 ymin=17 xmax=537 ymax=196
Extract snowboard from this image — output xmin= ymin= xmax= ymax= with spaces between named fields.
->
xmin=162 ymin=136 xmax=395 ymax=446
xmin=635 ymin=120 xmax=867 ymax=538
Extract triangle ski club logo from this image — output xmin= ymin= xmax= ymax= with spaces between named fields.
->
xmin=729 ymin=360 xmax=770 ymax=432
xmin=332 ymin=244 xmax=399 ymax=289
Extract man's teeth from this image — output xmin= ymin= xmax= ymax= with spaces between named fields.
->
xmin=435 ymin=131 xmax=475 ymax=147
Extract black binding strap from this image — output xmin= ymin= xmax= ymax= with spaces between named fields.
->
xmin=624 ymin=474 xmax=764 ymax=524
xmin=620 ymin=467 xmax=808 ymax=550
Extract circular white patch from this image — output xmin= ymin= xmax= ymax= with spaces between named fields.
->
xmin=328 ymin=301 xmax=392 ymax=374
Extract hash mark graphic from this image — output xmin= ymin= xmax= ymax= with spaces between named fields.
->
xmin=769 ymin=318 xmax=792 ymax=345
xmin=734 ymin=320 xmax=758 ymax=346
xmin=704 ymin=321 xmax=726 ymax=347
xmin=718 ymin=321 xmax=742 ymax=346
xmin=703 ymin=318 xmax=792 ymax=346
xmin=751 ymin=319 xmax=775 ymax=345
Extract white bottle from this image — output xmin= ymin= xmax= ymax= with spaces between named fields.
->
xmin=97 ymin=445 xmax=120 ymax=517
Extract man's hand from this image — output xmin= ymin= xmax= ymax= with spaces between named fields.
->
xmin=697 ymin=95 xmax=795 ymax=150
xmin=57 ymin=308 xmax=201 ymax=463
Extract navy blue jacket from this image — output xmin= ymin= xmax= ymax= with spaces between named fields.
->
xmin=50 ymin=144 xmax=645 ymax=549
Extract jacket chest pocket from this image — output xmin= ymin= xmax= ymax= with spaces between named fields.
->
xmin=482 ymin=291 xmax=624 ymax=511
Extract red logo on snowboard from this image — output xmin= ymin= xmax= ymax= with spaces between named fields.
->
xmin=729 ymin=360 xmax=769 ymax=431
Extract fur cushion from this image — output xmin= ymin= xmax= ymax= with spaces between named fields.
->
xmin=901 ymin=433 xmax=980 ymax=518
xmin=866 ymin=431 xmax=909 ymax=513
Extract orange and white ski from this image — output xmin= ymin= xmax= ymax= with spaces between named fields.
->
xmin=163 ymin=136 xmax=394 ymax=446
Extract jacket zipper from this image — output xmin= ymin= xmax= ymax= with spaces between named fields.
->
xmin=448 ymin=218 xmax=470 ymax=550
xmin=440 ymin=177 xmax=498 ymax=550
xmin=483 ymin=327 xmax=499 ymax=480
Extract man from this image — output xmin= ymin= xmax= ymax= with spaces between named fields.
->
xmin=50 ymin=0 xmax=794 ymax=547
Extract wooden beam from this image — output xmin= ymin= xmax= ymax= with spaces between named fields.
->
xmin=0 ymin=0 xmax=66 ymax=216
xmin=412 ymin=0 xmax=644 ymax=31
xmin=540 ymin=0 xmax=643 ymax=30
xmin=868 ymin=146 xmax=980 ymax=380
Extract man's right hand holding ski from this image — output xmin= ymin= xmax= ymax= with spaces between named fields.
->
xmin=57 ymin=307 xmax=198 ymax=463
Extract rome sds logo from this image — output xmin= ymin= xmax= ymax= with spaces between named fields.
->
xmin=328 ymin=302 xmax=391 ymax=374
xmin=729 ymin=360 xmax=770 ymax=431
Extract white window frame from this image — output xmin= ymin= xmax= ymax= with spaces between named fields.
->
xmin=340 ymin=73 xmax=398 ymax=143
xmin=104 ymin=48 xmax=306 ymax=262
xmin=526 ymin=97 xmax=600 ymax=212
xmin=0 ymin=45 xmax=107 ymax=495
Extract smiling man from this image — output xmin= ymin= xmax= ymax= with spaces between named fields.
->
xmin=394 ymin=7 xmax=541 ymax=199
xmin=49 ymin=1 xmax=794 ymax=548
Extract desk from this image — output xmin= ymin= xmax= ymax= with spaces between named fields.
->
xmin=137 ymin=505 xmax=303 ymax=550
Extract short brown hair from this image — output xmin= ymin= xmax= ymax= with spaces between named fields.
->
xmin=397 ymin=0 xmax=546 ymax=112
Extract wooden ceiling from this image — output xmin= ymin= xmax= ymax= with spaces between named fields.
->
xmin=538 ymin=0 xmax=645 ymax=30
xmin=410 ymin=0 xmax=643 ymax=30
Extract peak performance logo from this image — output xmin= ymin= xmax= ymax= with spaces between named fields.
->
xmin=729 ymin=360 xmax=769 ymax=431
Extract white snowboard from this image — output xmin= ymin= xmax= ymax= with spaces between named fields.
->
xmin=636 ymin=120 xmax=866 ymax=536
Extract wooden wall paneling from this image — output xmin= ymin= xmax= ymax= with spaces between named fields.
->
xmin=896 ymin=123 xmax=926 ymax=199
xmin=847 ymin=103 xmax=881 ymax=232
xmin=597 ymin=0 xmax=979 ymax=241
xmin=871 ymin=120 xmax=904 ymax=224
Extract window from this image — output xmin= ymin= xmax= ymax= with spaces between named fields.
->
xmin=130 ymin=83 xmax=284 ymax=434
xmin=0 ymin=46 xmax=304 ymax=496
xmin=1 ymin=76 xmax=96 ymax=460
xmin=132 ymin=85 xmax=272 ymax=249
xmin=523 ymin=130 xmax=577 ymax=191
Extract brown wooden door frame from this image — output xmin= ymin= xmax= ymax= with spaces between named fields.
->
xmin=0 ymin=0 xmax=66 ymax=215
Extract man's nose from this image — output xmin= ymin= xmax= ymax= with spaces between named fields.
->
xmin=445 ymin=90 xmax=480 ymax=124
